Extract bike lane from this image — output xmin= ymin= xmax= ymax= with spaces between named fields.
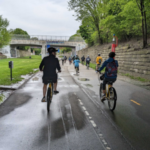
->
xmin=68 ymin=62 xmax=150 ymax=150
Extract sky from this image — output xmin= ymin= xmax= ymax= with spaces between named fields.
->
xmin=0 ymin=0 xmax=80 ymax=36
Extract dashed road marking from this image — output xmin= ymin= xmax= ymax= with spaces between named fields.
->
xmin=78 ymin=99 xmax=111 ymax=150
xmin=82 ymin=106 xmax=86 ymax=111
xmin=131 ymin=100 xmax=141 ymax=106
xmin=78 ymin=99 xmax=81 ymax=102
xmin=90 ymin=120 xmax=97 ymax=128
xmin=80 ymin=102 xmax=83 ymax=105
xmin=85 ymin=111 xmax=89 ymax=116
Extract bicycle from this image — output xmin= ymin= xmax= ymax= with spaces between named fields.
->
xmin=46 ymin=80 xmax=54 ymax=113
xmin=75 ymin=67 xmax=79 ymax=75
xmin=87 ymin=63 xmax=89 ymax=70
xmin=99 ymin=74 xmax=117 ymax=111
xmin=96 ymin=64 xmax=101 ymax=82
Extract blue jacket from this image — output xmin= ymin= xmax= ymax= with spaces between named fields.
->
xmin=74 ymin=59 xmax=80 ymax=67
xmin=98 ymin=58 xmax=119 ymax=79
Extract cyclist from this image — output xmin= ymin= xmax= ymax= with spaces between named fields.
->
xmin=61 ymin=55 xmax=65 ymax=65
xmin=39 ymin=47 xmax=61 ymax=102
xmin=96 ymin=54 xmax=103 ymax=72
xmin=64 ymin=56 xmax=67 ymax=63
xmin=86 ymin=55 xmax=91 ymax=67
xmin=81 ymin=55 xmax=85 ymax=65
xmin=97 ymin=52 xmax=118 ymax=101
xmin=68 ymin=56 xmax=72 ymax=64
xmin=73 ymin=57 xmax=80 ymax=73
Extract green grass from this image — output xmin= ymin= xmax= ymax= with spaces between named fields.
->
xmin=0 ymin=55 xmax=42 ymax=85
xmin=121 ymin=73 xmax=150 ymax=82
xmin=0 ymin=94 xmax=4 ymax=103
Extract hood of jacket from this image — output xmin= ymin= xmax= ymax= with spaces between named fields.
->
xmin=106 ymin=57 xmax=114 ymax=63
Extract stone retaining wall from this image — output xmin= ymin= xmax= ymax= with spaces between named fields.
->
xmin=77 ymin=45 xmax=150 ymax=80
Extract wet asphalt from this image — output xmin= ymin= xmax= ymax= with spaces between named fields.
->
xmin=0 ymin=62 xmax=150 ymax=150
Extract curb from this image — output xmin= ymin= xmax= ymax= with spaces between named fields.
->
xmin=0 ymin=72 xmax=39 ymax=105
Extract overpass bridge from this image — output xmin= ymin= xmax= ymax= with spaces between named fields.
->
xmin=9 ymin=35 xmax=87 ymax=58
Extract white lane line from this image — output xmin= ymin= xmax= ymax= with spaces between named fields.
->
xmin=85 ymin=111 xmax=89 ymax=116
xmin=78 ymin=99 xmax=81 ymax=102
xmin=82 ymin=106 xmax=86 ymax=111
xmin=90 ymin=120 xmax=97 ymax=128
xmin=102 ymin=139 xmax=107 ymax=145
xmin=89 ymin=116 xmax=92 ymax=119
xmin=106 ymin=147 xmax=111 ymax=150
xmin=99 ymin=134 xmax=103 ymax=137
xmin=80 ymin=102 xmax=83 ymax=105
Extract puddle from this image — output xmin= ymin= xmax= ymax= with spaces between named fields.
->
xmin=32 ymin=77 xmax=39 ymax=81
xmin=85 ymin=84 xmax=93 ymax=87
xmin=58 ymin=77 xmax=62 ymax=81
xmin=78 ymin=78 xmax=90 ymax=81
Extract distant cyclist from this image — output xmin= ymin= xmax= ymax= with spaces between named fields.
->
xmin=86 ymin=55 xmax=91 ymax=67
xmin=97 ymin=52 xmax=118 ymax=101
xmin=73 ymin=57 xmax=80 ymax=73
xmin=96 ymin=54 xmax=103 ymax=72
xmin=81 ymin=55 xmax=85 ymax=65
xmin=61 ymin=55 xmax=65 ymax=65
xmin=39 ymin=47 xmax=61 ymax=102
xmin=69 ymin=56 xmax=72 ymax=64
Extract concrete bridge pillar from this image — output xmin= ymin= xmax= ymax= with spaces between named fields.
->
xmin=71 ymin=48 xmax=76 ymax=56
xmin=41 ymin=44 xmax=46 ymax=59
xmin=10 ymin=46 xmax=17 ymax=57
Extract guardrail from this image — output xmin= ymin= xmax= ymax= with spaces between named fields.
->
xmin=11 ymin=35 xmax=85 ymax=42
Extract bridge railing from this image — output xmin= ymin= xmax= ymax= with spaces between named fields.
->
xmin=11 ymin=35 xmax=85 ymax=42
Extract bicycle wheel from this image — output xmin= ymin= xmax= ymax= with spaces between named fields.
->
xmin=108 ymin=87 xmax=117 ymax=111
xmin=76 ymin=67 xmax=78 ymax=75
xmin=47 ymin=87 xmax=51 ymax=113
xmin=99 ymin=83 xmax=103 ymax=100
xmin=97 ymin=72 xmax=100 ymax=82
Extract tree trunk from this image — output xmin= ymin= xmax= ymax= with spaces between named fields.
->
xmin=96 ymin=24 xmax=101 ymax=45
xmin=140 ymin=0 xmax=146 ymax=48
xmin=144 ymin=11 xmax=147 ymax=46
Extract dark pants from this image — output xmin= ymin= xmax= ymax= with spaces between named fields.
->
xmin=75 ymin=66 xmax=79 ymax=70
xmin=86 ymin=62 xmax=90 ymax=66
xmin=103 ymin=78 xmax=116 ymax=90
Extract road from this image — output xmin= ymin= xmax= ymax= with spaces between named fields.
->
xmin=0 ymin=61 xmax=150 ymax=150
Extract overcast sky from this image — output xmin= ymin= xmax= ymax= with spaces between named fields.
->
xmin=0 ymin=0 xmax=80 ymax=36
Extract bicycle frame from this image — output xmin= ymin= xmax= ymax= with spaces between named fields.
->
xmin=106 ymin=84 xmax=112 ymax=98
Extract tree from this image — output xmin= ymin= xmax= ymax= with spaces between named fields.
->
xmin=135 ymin=0 xmax=150 ymax=47
xmin=0 ymin=16 xmax=11 ymax=48
xmin=68 ymin=0 xmax=103 ymax=44
xmin=11 ymin=28 xmax=30 ymax=50
xmin=62 ymin=47 xmax=72 ymax=53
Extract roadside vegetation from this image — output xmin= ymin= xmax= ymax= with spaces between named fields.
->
xmin=121 ymin=73 xmax=150 ymax=82
xmin=68 ymin=0 xmax=150 ymax=48
xmin=0 ymin=55 xmax=41 ymax=85
xmin=0 ymin=94 xmax=4 ymax=103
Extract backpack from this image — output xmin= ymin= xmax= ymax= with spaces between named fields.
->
xmin=106 ymin=60 xmax=117 ymax=77
xmin=99 ymin=58 xmax=101 ymax=63
xmin=86 ymin=58 xmax=90 ymax=62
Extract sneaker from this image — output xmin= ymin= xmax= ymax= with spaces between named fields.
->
xmin=101 ymin=94 xmax=106 ymax=102
xmin=41 ymin=96 xmax=46 ymax=102
xmin=54 ymin=91 xmax=59 ymax=94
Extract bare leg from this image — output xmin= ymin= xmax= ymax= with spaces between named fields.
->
xmin=43 ymin=84 xmax=47 ymax=97
xmin=54 ymin=82 xmax=57 ymax=91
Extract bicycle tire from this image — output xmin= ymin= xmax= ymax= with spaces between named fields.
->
xmin=97 ymin=72 xmax=100 ymax=82
xmin=47 ymin=88 xmax=51 ymax=113
xmin=108 ymin=87 xmax=117 ymax=111
xmin=99 ymin=83 xmax=103 ymax=100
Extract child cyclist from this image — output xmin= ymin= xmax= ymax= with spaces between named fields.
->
xmin=73 ymin=57 xmax=80 ymax=73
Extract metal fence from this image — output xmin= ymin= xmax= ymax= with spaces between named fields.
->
xmin=11 ymin=35 xmax=85 ymax=42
